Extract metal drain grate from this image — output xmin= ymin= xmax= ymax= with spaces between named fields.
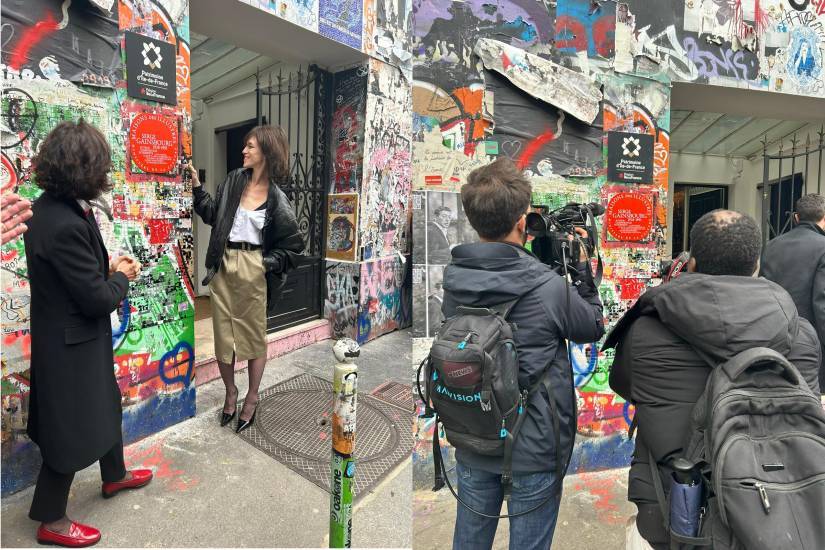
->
xmin=370 ymin=380 xmax=414 ymax=411
xmin=235 ymin=374 xmax=413 ymax=500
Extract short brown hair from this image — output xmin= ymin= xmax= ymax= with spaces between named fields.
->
xmin=244 ymin=125 xmax=290 ymax=182
xmin=461 ymin=158 xmax=532 ymax=240
xmin=34 ymin=119 xmax=112 ymax=201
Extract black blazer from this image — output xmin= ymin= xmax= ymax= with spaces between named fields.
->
xmin=761 ymin=222 xmax=825 ymax=387
xmin=24 ymin=192 xmax=129 ymax=473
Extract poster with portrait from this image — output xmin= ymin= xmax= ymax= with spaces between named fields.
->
xmin=412 ymin=190 xmax=479 ymax=265
xmin=326 ymin=193 xmax=359 ymax=261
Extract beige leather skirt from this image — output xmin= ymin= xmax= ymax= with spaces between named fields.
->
xmin=209 ymin=248 xmax=267 ymax=363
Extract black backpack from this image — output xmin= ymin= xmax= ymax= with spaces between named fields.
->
xmin=416 ymin=299 xmax=563 ymax=518
xmin=649 ymin=347 xmax=825 ymax=549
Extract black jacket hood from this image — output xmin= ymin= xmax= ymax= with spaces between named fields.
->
xmin=443 ymin=242 xmax=555 ymax=306
xmin=605 ymin=272 xmax=800 ymax=365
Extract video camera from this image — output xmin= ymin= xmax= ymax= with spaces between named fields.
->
xmin=660 ymin=251 xmax=690 ymax=282
xmin=525 ymin=202 xmax=604 ymax=282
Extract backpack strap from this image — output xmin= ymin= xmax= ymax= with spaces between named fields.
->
xmin=432 ymin=414 xmax=446 ymax=492
xmin=500 ymin=369 xmax=563 ymax=498
xmin=648 ymin=447 xmax=671 ymax=534
xmin=489 ymin=298 xmax=520 ymax=320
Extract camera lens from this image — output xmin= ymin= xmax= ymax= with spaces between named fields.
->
xmin=526 ymin=212 xmax=548 ymax=234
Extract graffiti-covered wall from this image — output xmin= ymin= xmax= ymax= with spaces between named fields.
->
xmin=1 ymin=0 xmax=194 ymax=496
xmin=317 ymin=4 xmax=414 ymax=344
xmin=615 ymin=0 xmax=825 ymax=98
xmin=412 ymin=0 xmax=825 ymax=486
xmin=323 ymin=59 xmax=414 ymax=344
xmin=410 ymin=0 xmax=673 ymax=483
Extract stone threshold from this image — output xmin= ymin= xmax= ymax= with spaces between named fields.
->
xmin=194 ymin=318 xmax=332 ymax=385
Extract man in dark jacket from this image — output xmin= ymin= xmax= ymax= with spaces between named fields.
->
xmin=761 ymin=193 xmax=825 ymax=390
xmin=442 ymin=158 xmax=605 ymax=550
xmin=605 ymin=210 xmax=821 ymax=550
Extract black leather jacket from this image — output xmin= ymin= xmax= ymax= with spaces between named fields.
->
xmin=193 ymin=168 xmax=304 ymax=314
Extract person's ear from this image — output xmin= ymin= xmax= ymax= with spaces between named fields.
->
xmin=753 ymin=258 xmax=761 ymax=278
xmin=794 ymin=213 xmax=800 ymax=225
xmin=687 ymin=257 xmax=697 ymax=273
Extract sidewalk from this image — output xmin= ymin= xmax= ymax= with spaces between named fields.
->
xmin=413 ymin=467 xmax=635 ymax=549
xmin=1 ymin=330 xmax=413 ymax=549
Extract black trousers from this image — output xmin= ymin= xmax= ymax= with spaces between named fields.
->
xmin=29 ymin=439 xmax=126 ymax=523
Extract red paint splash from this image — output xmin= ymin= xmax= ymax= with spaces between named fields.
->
xmin=573 ymin=472 xmax=624 ymax=525
xmin=8 ymin=13 xmax=60 ymax=71
xmin=125 ymin=438 xmax=199 ymax=491
xmin=516 ymin=130 xmax=556 ymax=170
xmin=500 ymin=52 xmax=513 ymax=70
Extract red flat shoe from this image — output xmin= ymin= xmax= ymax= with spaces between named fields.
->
xmin=36 ymin=521 xmax=100 ymax=547
xmin=101 ymin=469 xmax=153 ymax=498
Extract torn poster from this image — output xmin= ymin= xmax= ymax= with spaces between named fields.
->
xmin=90 ymin=0 xmax=115 ymax=11
xmin=473 ymin=38 xmax=602 ymax=124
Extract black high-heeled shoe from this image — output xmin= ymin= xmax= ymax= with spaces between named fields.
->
xmin=220 ymin=386 xmax=238 ymax=427
xmin=220 ymin=409 xmax=236 ymax=427
xmin=235 ymin=407 xmax=257 ymax=433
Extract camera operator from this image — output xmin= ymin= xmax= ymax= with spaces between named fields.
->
xmin=604 ymin=210 xmax=820 ymax=550
xmin=442 ymin=157 xmax=604 ymax=550
xmin=761 ymin=193 xmax=825 ymax=391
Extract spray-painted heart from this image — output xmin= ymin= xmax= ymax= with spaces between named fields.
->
xmin=500 ymin=140 xmax=522 ymax=159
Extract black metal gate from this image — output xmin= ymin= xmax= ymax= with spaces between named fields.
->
xmin=761 ymin=126 xmax=825 ymax=246
xmin=256 ymin=65 xmax=331 ymax=332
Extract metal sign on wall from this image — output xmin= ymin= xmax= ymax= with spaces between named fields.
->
xmin=125 ymin=31 xmax=177 ymax=105
xmin=129 ymin=113 xmax=179 ymax=174
xmin=607 ymin=131 xmax=654 ymax=184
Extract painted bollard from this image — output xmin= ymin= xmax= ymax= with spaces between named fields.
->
xmin=330 ymin=338 xmax=360 ymax=548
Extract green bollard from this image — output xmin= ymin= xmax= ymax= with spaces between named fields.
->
xmin=330 ymin=339 xmax=359 ymax=548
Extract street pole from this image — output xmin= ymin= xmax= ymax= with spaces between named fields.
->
xmin=330 ymin=339 xmax=359 ymax=548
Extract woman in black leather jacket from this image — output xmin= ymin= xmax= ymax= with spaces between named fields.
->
xmin=189 ymin=125 xmax=303 ymax=433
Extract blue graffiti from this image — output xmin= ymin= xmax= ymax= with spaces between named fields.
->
xmin=786 ymin=28 xmax=822 ymax=90
xmin=503 ymin=16 xmax=538 ymax=43
xmin=158 ymin=341 xmax=194 ymax=387
xmin=623 ymin=401 xmax=634 ymax=427
xmin=112 ymin=298 xmax=130 ymax=348
xmin=569 ymin=342 xmax=598 ymax=387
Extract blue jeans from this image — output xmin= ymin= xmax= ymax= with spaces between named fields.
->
xmin=452 ymin=460 xmax=563 ymax=550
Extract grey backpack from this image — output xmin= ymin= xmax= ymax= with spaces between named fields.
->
xmin=417 ymin=300 xmax=562 ymax=517
xmin=651 ymin=348 xmax=825 ymax=549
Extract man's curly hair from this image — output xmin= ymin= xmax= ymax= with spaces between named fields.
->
xmin=34 ymin=119 xmax=112 ymax=201
xmin=690 ymin=210 xmax=761 ymax=276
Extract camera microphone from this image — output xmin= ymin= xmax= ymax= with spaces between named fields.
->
xmin=583 ymin=202 xmax=605 ymax=217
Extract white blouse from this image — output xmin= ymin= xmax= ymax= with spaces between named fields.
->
xmin=228 ymin=205 xmax=266 ymax=245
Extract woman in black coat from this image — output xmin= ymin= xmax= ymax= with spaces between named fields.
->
xmin=23 ymin=120 xmax=153 ymax=548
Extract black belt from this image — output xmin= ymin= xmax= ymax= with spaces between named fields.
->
xmin=226 ymin=241 xmax=262 ymax=251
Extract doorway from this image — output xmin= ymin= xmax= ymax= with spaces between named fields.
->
xmin=672 ymin=184 xmax=729 ymax=255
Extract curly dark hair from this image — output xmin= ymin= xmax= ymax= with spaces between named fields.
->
xmin=244 ymin=125 xmax=290 ymax=182
xmin=690 ymin=210 xmax=762 ymax=276
xmin=33 ymin=119 xmax=112 ymax=201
